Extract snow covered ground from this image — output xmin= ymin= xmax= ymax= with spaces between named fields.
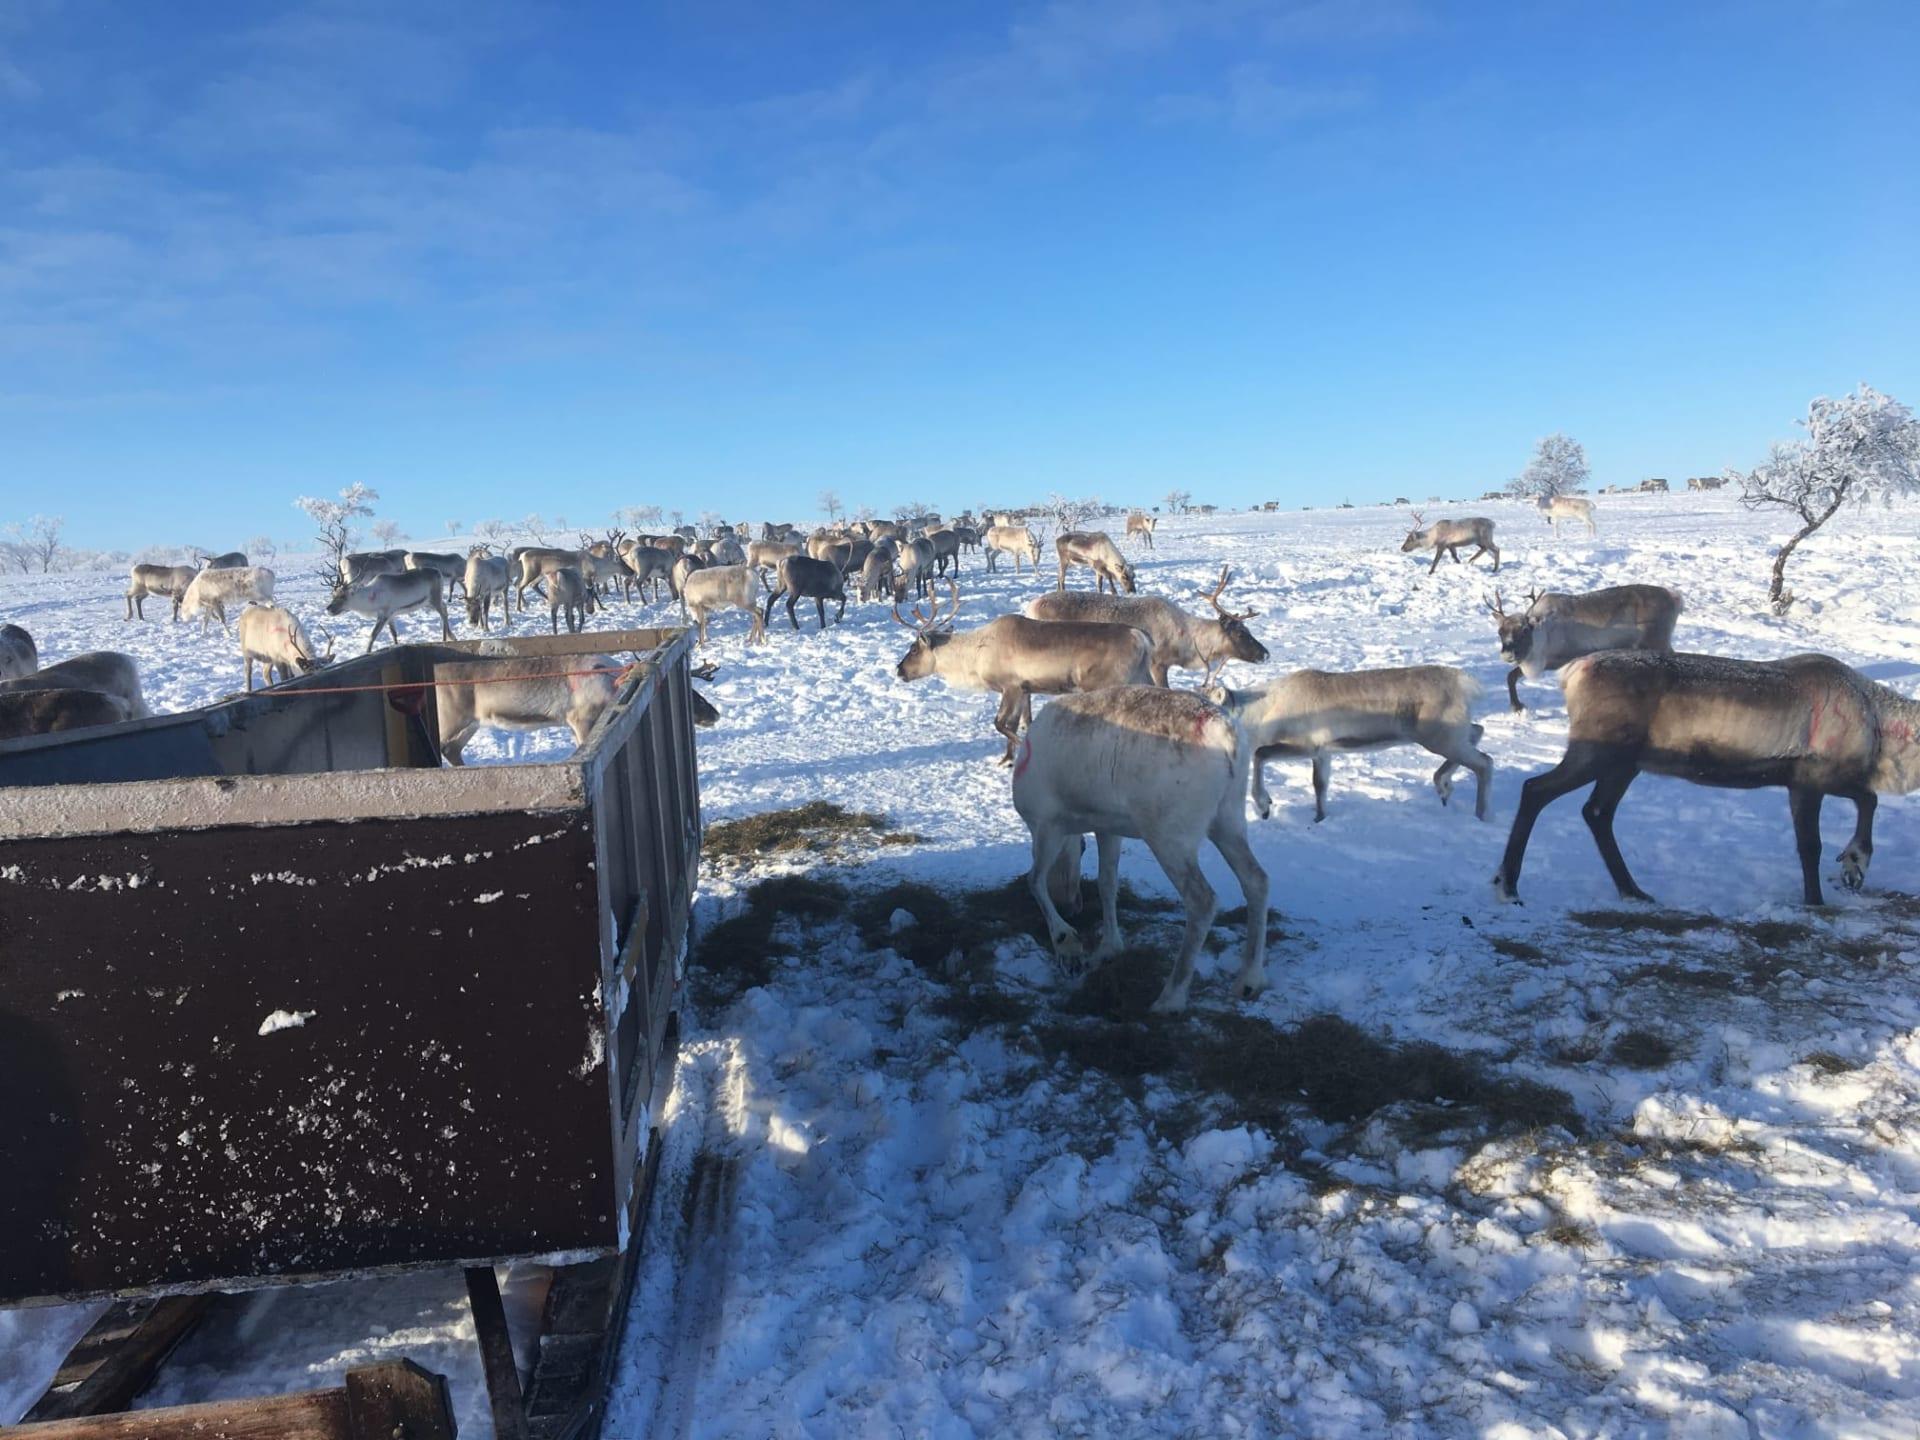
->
xmin=7 ymin=492 xmax=1920 ymax=1436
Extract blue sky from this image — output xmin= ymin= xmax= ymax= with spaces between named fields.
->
xmin=3 ymin=0 xmax=1917 ymax=550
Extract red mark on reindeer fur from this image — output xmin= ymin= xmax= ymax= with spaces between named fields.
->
xmin=1013 ymin=736 xmax=1032 ymax=778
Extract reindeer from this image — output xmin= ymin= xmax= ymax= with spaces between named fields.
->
xmin=327 ymin=570 xmax=454 ymax=651
xmin=1489 ymin=584 xmax=1683 ymax=713
xmin=1055 ymin=531 xmax=1136 ymax=594
xmin=807 ymin=533 xmax=854 ymax=573
xmin=125 ymin=563 xmax=198 ymax=621
xmin=340 ymin=549 xmax=410 ymax=585
xmin=1207 ymin=667 xmax=1492 ymax=822
xmin=0 ymin=623 xmax=35 ymax=680
xmin=984 ymin=524 xmax=1042 ymax=573
xmin=953 ymin=524 xmax=981 ymax=553
xmin=858 ymin=546 xmax=896 ymax=603
xmin=514 ymin=545 xmax=588 ymax=610
xmin=670 ymin=551 xmax=709 ymax=603
xmin=681 ymin=564 xmax=767 ymax=645
xmin=464 ymin=548 xmax=514 ymax=629
xmin=1400 ymin=513 xmax=1499 ymax=574
xmin=622 ymin=544 xmax=675 ymax=603
xmin=179 ymin=566 xmax=277 ymax=633
xmin=747 ymin=540 xmax=800 ymax=592
xmin=1536 ymin=494 xmax=1597 ymax=537
xmin=548 ymin=567 xmax=597 ymax=634
xmin=404 ymin=550 xmax=468 ymax=600
xmin=894 ymin=536 xmax=937 ymax=600
xmin=925 ymin=526 xmax=963 ymax=576
xmin=434 ymin=652 xmax=627 ymax=765
xmin=237 ymin=604 xmax=330 ymax=690
xmin=1026 ymin=566 xmax=1267 ymax=685
xmin=764 ymin=555 xmax=847 ymax=632
xmin=893 ymin=582 xmax=1154 ymax=762
xmin=0 ymin=689 xmax=133 ymax=741
xmin=1013 ymin=686 xmax=1269 ymax=1013
xmin=198 ymin=550 xmax=249 ymax=570
xmin=1126 ymin=512 xmax=1158 ymax=549
xmin=1494 ymin=650 xmax=1920 ymax=907
xmin=0 ymin=652 xmax=149 ymax=719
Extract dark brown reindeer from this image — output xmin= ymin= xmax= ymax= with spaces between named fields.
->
xmin=1495 ymin=650 xmax=1920 ymax=906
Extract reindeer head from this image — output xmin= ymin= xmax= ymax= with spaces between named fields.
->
xmin=325 ymin=582 xmax=351 ymax=616
xmin=1400 ymin=512 xmax=1430 ymax=552
xmin=1201 ymin=566 xmax=1268 ymax=665
xmin=892 ymin=581 xmax=961 ymax=681
xmin=1487 ymin=589 xmax=1541 ymax=664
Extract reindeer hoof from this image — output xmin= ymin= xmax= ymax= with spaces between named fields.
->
xmin=1491 ymin=874 xmax=1519 ymax=904
xmin=1051 ymin=933 xmax=1087 ymax=976
xmin=1233 ymin=969 xmax=1270 ymax=1001
xmin=1840 ymin=853 xmax=1868 ymax=891
xmin=1618 ymin=886 xmax=1655 ymax=905
xmin=1148 ymin=985 xmax=1189 ymax=1015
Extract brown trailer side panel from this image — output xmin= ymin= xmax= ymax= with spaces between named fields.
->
xmin=0 ymin=808 xmax=614 ymax=1302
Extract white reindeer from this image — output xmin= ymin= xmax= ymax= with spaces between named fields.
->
xmin=1207 ymin=667 xmax=1493 ymax=822
xmin=680 ymin=564 xmax=767 ymax=645
xmin=1012 ymin=686 xmax=1270 ymax=1014
xmin=1400 ymin=513 xmax=1499 ymax=574
xmin=435 ymin=652 xmax=626 ymax=765
xmin=1536 ymin=494 xmax=1597 ymax=536
xmin=237 ymin=604 xmax=330 ymax=690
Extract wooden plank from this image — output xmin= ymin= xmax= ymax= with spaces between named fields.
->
xmin=0 ymin=1387 xmax=347 ymax=1439
xmin=24 ymin=1296 xmax=213 ymax=1422
xmin=1 ymin=1362 xmax=456 ymax=1440
xmin=464 ymin=1266 xmax=531 ymax=1440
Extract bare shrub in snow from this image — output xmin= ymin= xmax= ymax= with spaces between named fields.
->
xmin=294 ymin=482 xmax=378 ymax=585
xmin=1507 ymin=433 xmax=1590 ymax=500
xmin=1734 ymin=384 xmax=1920 ymax=613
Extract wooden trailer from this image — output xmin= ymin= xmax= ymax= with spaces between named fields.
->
xmin=0 ymin=628 xmax=701 ymax=1439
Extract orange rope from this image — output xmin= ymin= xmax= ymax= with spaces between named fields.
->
xmin=267 ymin=663 xmax=645 ymax=699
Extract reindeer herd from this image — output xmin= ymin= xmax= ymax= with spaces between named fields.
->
xmin=5 ymin=498 xmax=1920 ymax=1016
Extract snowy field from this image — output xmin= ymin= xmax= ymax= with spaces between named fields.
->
xmin=7 ymin=492 xmax=1920 ymax=1437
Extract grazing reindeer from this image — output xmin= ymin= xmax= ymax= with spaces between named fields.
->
xmin=1055 ymin=531 xmax=1136 ymax=594
xmin=179 ymin=566 xmax=276 ymax=633
xmin=549 ymin=566 xmax=597 ymax=633
xmin=764 ymin=555 xmax=847 ymax=631
xmin=0 ymin=651 xmax=149 ymax=718
xmin=1537 ymin=494 xmax=1597 ymax=537
xmin=1012 ymin=686 xmax=1269 ymax=1013
xmin=237 ymin=604 xmax=330 ymax=690
xmin=0 ymin=623 xmax=36 ymax=680
xmin=858 ymin=546 xmax=896 ymax=603
xmin=327 ymin=570 xmax=454 ymax=651
xmin=681 ymin=565 xmax=767 ymax=645
xmin=984 ymin=524 xmax=1042 ymax=573
xmin=1126 ymin=512 xmax=1157 ymax=549
xmin=894 ymin=536 xmax=937 ymax=599
xmin=435 ymin=653 xmax=626 ymax=765
xmin=1400 ymin=513 xmax=1499 ymax=574
xmin=464 ymin=548 xmax=514 ymax=630
xmin=1490 ymin=584 xmax=1683 ymax=713
xmin=893 ymin=582 xmax=1153 ymax=762
xmin=1494 ymin=650 xmax=1920 ymax=906
xmin=622 ymin=544 xmax=675 ymax=603
xmin=0 ymin=689 xmax=132 ymax=741
xmin=125 ymin=563 xmax=198 ymax=621
xmin=1207 ymin=667 xmax=1492 ymax=822
xmin=1026 ymin=565 xmax=1267 ymax=685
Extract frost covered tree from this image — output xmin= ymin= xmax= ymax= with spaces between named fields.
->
xmin=446 ymin=518 xmax=462 ymax=536
xmin=1048 ymin=493 xmax=1103 ymax=532
xmin=372 ymin=519 xmax=404 ymax=548
xmin=1163 ymin=489 xmax=1192 ymax=514
xmin=295 ymin=483 xmax=378 ymax=584
xmin=246 ymin=534 xmax=277 ymax=564
xmin=817 ymin=489 xmax=842 ymax=522
xmin=2 ymin=516 xmax=63 ymax=572
xmin=474 ymin=518 xmax=513 ymax=545
xmin=614 ymin=505 xmax=662 ymax=532
xmin=1733 ymin=385 xmax=1920 ymax=614
xmin=1507 ymin=434 xmax=1590 ymax=499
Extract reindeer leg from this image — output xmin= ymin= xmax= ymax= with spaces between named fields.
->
xmin=1507 ymin=665 xmax=1526 ymax=714
xmin=1495 ymin=742 xmax=1609 ymax=901
xmin=993 ymin=689 xmax=1024 ymax=764
xmin=1837 ymin=786 xmax=1876 ymax=891
xmin=1144 ymin=837 xmax=1214 ymax=1015
xmin=1582 ymin=764 xmax=1649 ymax=902
xmin=1209 ymin=820 xmax=1269 ymax=1000
xmin=1250 ymin=746 xmax=1278 ymax=819
xmin=1309 ymin=752 xmax=1332 ymax=821
xmin=1092 ymin=832 xmax=1124 ymax=963
xmin=1789 ymin=787 xmax=1827 ymax=906
xmin=1026 ymin=826 xmax=1085 ymax=971
xmin=1428 ymin=549 xmax=1442 ymax=576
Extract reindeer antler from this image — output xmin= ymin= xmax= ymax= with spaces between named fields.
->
xmin=1486 ymin=590 xmax=1506 ymax=618
xmin=1410 ymin=511 xmax=1425 ymax=526
xmin=1201 ymin=565 xmax=1257 ymax=621
xmin=1525 ymin=586 xmax=1543 ymax=609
